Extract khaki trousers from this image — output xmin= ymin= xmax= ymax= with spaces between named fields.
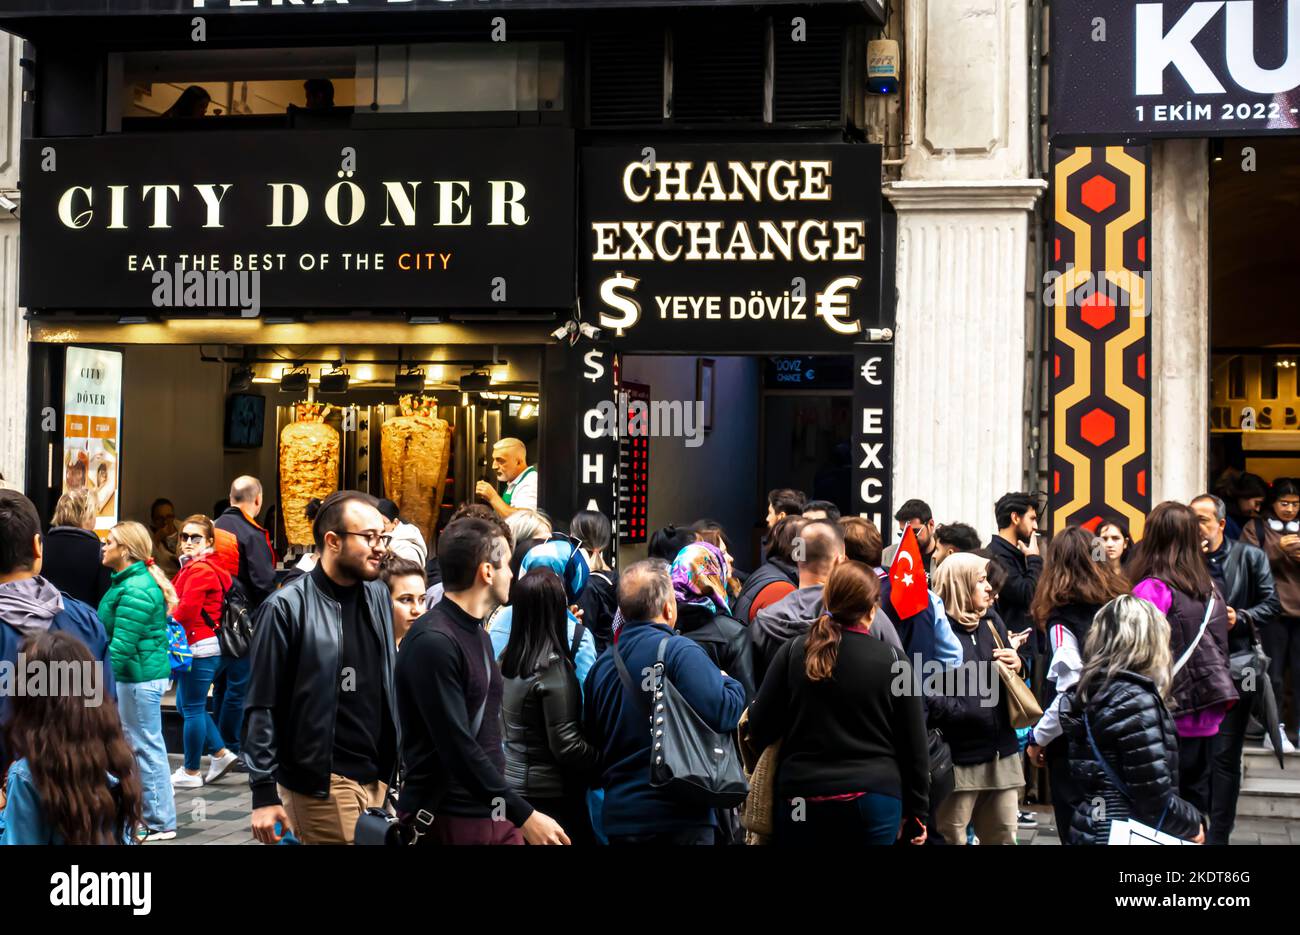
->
xmin=280 ymin=774 xmax=386 ymax=845
xmin=934 ymin=787 xmax=1019 ymax=845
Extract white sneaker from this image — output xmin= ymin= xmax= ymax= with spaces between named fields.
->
xmin=1265 ymin=726 xmax=1298 ymax=754
xmin=141 ymin=828 xmax=177 ymax=843
xmin=170 ymin=766 xmax=203 ymax=789
xmin=205 ymin=750 xmax=240 ymax=784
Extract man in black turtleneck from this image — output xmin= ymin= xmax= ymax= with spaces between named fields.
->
xmin=396 ymin=516 xmax=569 ymax=845
xmin=246 ymin=490 xmax=399 ymax=845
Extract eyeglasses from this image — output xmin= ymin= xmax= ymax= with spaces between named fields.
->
xmin=179 ymin=533 xmax=207 ymax=545
xmin=340 ymin=530 xmax=392 ymax=549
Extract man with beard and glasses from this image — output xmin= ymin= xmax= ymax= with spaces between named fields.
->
xmin=245 ymin=491 xmax=400 ymax=845
xmin=396 ymin=517 xmax=570 ymax=845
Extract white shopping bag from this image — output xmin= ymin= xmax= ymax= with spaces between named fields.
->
xmin=1107 ymin=819 xmax=1197 ymax=845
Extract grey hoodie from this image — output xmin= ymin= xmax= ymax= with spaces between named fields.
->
xmin=0 ymin=576 xmax=65 ymax=635
xmin=751 ymin=583 xmax=904 ymax=683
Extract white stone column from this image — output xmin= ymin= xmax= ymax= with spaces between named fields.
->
xmin=0 ymin=33 xmax=23 ymax=492
xmin=1150 ymin=139 xmax=1210 ymax=505
xmin=883 ymin=0 xmax=1045 ymax=540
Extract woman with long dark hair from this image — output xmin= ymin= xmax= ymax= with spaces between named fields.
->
xmin=1095 ymin=516 xmax=1133 ymax=577
xmin=1241 ymin=477 xmax=1300 ymax=749
xmin=1057 ymin=596 xmax=1205 ymax=844
xmin=747 ymin=561 xmax=928 ymax=845
xmin=1127 ymin=501 xmax=1235 ymax=816
xmin=0 ymin=631 xmax=143 ymax=844
xmin=1025 ymin=526 xmax=1130 ymax=842
xmin=500 ymin=569 xmax=598 ymax=845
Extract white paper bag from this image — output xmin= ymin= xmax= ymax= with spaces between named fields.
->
xmin=1107 ymin=818 xmax=1196 ymax=845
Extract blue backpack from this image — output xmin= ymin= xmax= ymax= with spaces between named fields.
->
xmin=166 ymin=617 xmax=193 ymax=673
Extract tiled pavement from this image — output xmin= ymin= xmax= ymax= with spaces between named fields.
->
xmin=154 ymin=761 xmax=1300 ymax=845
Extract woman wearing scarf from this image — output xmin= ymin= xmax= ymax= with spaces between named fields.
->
xmin=928 ymin=553 xmax=1025 ymax=845
xmin=671 ymin=542 xmax=756 ymax=703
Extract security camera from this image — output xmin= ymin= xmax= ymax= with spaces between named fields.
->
xmin=0 ymin=194 xmax=19 ymax=217
xmin=551 ymin=321 xmax=577 ymax=342
xmin=578 ymin=322 xmax=601 ymax=340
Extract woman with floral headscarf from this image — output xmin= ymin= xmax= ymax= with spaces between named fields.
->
xmin=671 ymin=541 xmax=756 ymax=702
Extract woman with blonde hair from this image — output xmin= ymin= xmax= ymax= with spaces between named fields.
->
xmin=928 ymin=552 xmax=1026 ymax=845
xmin=1057 ymin=595 xmax=1205 ymax=844
xmin=505 ymin=509 xmax=551 ymax=548
xmin=99 ymin=520 xmax=177 ymax=841
xmin=40 ymin=487 xmax=112 ymax=606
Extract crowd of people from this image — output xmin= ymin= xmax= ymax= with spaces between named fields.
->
xmin=1 ymin=468 xmax=1299 ymax=847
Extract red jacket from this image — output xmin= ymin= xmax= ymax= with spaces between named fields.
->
xmin=172 ymin=556 xmax=232 ymax=646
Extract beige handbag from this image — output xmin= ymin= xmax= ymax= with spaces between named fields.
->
xmin=987 ymin=620 xmax=1043 ymax=729
xmin=737 ymin=708 xmax=780 ymax=844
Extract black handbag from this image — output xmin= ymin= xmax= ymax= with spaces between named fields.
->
xmin=612 ymin=634 xmax=749 ymax=809
xmin=204 ymin=577 xmax=255 ymax=659
xmin=927 ymin=728 xmax=955 ymax=807
xmin=1229 ymin=613 xmax=1270 ymax=686
xmin=355 ymin=640 xmax=493 ymax=845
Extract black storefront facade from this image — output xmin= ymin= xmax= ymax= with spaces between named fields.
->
xmin=6 ymin=0 xmax=895 ymax=561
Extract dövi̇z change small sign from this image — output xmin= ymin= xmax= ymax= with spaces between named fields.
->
xmin=581 ymin=143 xmax=883 ymax=353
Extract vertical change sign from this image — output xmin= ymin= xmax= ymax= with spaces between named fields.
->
xmin=63 ymin=346 xmax=123 ymax=533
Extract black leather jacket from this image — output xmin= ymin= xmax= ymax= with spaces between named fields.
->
xmin=1214 ymin=539 xmax=1280 ymax=655
xmin=1058 ymin=671 xmax=1203 ymax=845
xmin=243 ymin=573 xmax=400 ymax=809
xmin=502 ymin=654 xmax=599 ymax=798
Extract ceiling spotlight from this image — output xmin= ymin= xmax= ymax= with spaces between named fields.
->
xmin=280 ymin=367 xmax=310 ymax=394
xmin=459 ymin=369 xmax=492 ymax=392
xmin=319 ymin=367 xmax=350 ymax=394
xmin=395 ymin=368 xmax=426 ymax=394
xmin=228 ymin=365 xmax=254 ymax=392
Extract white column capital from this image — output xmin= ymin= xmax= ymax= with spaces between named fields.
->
xmin=884 ymin=179 xmax=1047 ymax=213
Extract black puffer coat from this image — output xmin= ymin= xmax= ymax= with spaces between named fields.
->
xmin=502 ymin=653 xmax=600 ymax=799
xmin=1058 ymin=671 xmax=1203 ymax=845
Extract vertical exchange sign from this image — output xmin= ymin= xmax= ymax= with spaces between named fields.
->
xmin=851 ymin=342 xmax=893 ymax=543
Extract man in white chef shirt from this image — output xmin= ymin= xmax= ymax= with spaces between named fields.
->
xmin=475 ymin=438 xmax=538 ymax=518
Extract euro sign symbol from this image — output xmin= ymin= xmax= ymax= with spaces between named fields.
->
xmin=815 ymin=276 xmax=862 ymax=335
xmin=599 ymin=271 xmax=641 ymax=338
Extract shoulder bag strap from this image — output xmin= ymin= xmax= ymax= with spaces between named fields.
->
xmin=611 ymin=635 xmax=649 ymax=714
xmin=569 ymin=619 xmax=587 ymax=660
xmin=985 ymin=618 xmax=1005 ymax=650
xmin=470 ymin=640 xmax=493 ymax=737
xmin=1083 ymin=707 xmax=1132 ymax=801
xmin=1171 ymin=594 xmax=1215 ymax=677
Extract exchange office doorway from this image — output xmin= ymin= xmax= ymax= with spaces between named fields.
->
xmin=1208 ymin=136 xmax=1300 ymax=490
xmin=614 ymin=353 xmax=852 ymax=574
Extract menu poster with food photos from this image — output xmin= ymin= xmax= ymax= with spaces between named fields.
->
xmin=62 ymin=346 xmax=123 ymax=533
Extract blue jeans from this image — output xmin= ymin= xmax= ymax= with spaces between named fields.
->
xmin=177 ymin=655 xmax=227 ymax=771
xmin=774 ymin=792 xmax=902 ymax=846
xmin=212 ymin=654 xmax=251 ymax=753
xmin=118 ymin=678 xmax=177 ymax=833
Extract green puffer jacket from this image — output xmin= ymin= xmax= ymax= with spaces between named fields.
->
xmin=98 ymin=561 xmax=171 ymax=684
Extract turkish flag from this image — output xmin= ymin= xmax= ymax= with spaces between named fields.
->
xmin=889 ymin=525 xmax=929 ymax=618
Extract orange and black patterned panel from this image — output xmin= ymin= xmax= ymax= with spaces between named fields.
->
xmin=1049 ymin=145 xmax=1151 ymax=540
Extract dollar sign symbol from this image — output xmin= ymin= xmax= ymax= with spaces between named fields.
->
xmin=598 ymin=272 xmax=641 ymax=338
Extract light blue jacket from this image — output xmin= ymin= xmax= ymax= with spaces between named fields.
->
xmin=0 ymin=758 xmax=130 ymax=845
xmin=927 ymin=592 xmax=965 ymax=670
xmin=489 ymin=605 xmax=596 ymax=696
